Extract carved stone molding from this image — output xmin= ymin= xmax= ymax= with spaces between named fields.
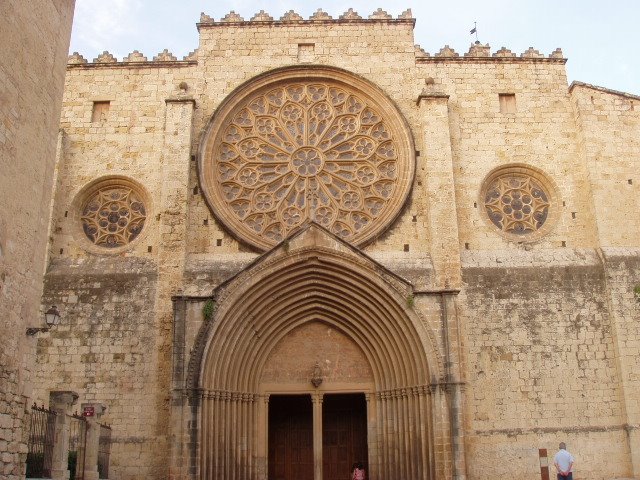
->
xmin=198 ymin=66 xmax=415 ymax=250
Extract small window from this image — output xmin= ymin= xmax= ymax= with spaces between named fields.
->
xmin=499 ymin=94 xmax=516 ymax=114
xmin=91 ymin=101 xmax=110 ymax=122
xmin=297 ymin=43 xmax=315 ymax=63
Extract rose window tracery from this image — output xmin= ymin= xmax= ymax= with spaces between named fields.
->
xmin=199 ymin=71 xmax=415 ymax=250
xmin=483 ymin=171 xmax=553 ymax=236
xmin=80 ymin=186 xmax=146 ymax=248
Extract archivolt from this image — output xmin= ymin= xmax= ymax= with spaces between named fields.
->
xmin=198 ymin=248 xmax=440 ymax=392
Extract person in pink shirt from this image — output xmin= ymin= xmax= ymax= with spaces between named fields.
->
xmin=351 ymin=462 xmax=365 ymax=480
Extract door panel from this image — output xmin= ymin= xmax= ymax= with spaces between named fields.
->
xmin=322 ymin=394 xmax=367 ymax=480
xmin=269 ymin=395 xmax=313 ymax=480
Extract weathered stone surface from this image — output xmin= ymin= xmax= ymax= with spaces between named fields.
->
xmin=0 ymin=0 xmax=75 ymax=477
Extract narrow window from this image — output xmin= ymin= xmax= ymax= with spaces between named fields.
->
xmin=297 ymin=43 xmax=315 ymax=63
xmin=91 ymin=101 xmax=110 ymax=122
xmin=499 ymin=93 xmax=516 ymax=114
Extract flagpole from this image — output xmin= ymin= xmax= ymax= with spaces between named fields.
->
xmin=471 ymin=22 xmax=480 ymax=43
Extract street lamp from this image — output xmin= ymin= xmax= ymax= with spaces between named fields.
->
xmin=26 ymin=305 xmax=61 ymax=336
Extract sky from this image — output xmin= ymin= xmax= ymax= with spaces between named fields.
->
xmin=69 ymin=0 xmax=639 ymax=95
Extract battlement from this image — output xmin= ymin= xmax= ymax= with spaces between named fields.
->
xmin=66 ymin=8 xmax=566 ymax=68
xmin=415 ymin=43 xmax=565 ymax=63
xmin=197 ymin=7 xmax=415 ymax=28
xmin=67 ymin=49 xmax=198 ymax=68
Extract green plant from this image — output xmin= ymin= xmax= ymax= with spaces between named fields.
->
xmin=634 ymin=285 xmax=640 ymax=300
xmin=406 ymin=294 xmax=415 ymax=308
xmin=202 ymin=299 xmax=216 ymax=321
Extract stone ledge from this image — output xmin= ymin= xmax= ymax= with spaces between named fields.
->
xmin=461 ymin=248 xmax=602 ymax=269
xmin=67 ymin=60 xmax=197 ymax=70
xmin=417 ymin=56 xmax=566 ymax=64
xmin=570 ymin=81 xmax=640 ymax=101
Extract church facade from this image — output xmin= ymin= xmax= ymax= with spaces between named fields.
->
xmin=31 ymin=8 xmax=640 ymax=480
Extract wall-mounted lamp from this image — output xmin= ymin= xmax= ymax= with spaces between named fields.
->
xmin=26 ymin=306 xmax=61 ymax=336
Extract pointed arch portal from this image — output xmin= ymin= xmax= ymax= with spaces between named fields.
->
xmin=194 ymin=233 xmax=442 ymax=480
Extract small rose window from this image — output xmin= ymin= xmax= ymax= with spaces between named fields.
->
xmin=481 ymin=165 xmax=559 ymax=241
xmin=80 ymin=184 xmax=147 ymax=248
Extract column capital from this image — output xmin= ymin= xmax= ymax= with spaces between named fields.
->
xmin=49 ymin=390 xmax=78 ymax=412
xmin=416 ymin=92 xmax=450 ymax=106
xmin=165 ymin=95 xmax=196 ymax=105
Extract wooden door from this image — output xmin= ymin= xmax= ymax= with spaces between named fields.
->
xmin=322 ymin=394 xmax=368 ymax=480
xmin=269 ymin=395 xmax=314 ymax=480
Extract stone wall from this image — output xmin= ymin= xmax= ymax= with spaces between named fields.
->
xmin=0 ymin=1 xmax=74 ymax=478
xmin=32 ymin=60 xmax=196 ymax=478
xmin=461 ymin=250 xmax=629 ymax=479
xmin=418 ymin=58 xmax=598 ymax=252
xmin=571 ymin=82 xmax=640 ymax=247
xmin=35 ymin=258 xmax=160 ymax=478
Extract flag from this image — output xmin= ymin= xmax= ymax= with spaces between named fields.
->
xmin=470 ymin=27 xmax=477 ymax=34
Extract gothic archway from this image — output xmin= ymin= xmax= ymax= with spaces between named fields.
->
xmin=195 ymin=226 xmax=442 ymax=480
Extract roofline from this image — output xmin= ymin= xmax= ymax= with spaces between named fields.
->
xmin=569 ymin=81 xmax=640 ymax=101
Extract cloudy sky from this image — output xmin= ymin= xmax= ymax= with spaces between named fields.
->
xmin=70 ymin=0 xmax=638 ymax=94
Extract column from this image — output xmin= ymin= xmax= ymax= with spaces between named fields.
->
xmin=80 ymin=403 xmax=106 ymax=480
xmin=311 ymin=393 xmax=324 ymax=480
xmin=169 ymin=297 xmax=191 ymax=480
xmin=442 ymin=293 xmax=467 ymax=480
xmin=49 ymin=391 xmax=78 ymax=480
xmin=256 ymin=394 xmax=269 ymax=480
xmin=160 ymin=94 xmax=195 ymax=479
xmin=418 ymin=92 xmax=467 ymax=479
xmin=417 ymin=92 xmax=462 ymax=288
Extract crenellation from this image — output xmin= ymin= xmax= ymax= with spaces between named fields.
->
xmin=183 ymin=49 xmax=198 ymax=61
xmin=123 ymin=50 xmax=147 ymax=62
xmin=199 ymin=12 xmax=214 ymax=23
xmin=368 ymin=8 xmax=392 ymax=20
xmin=339 ymin=8 xmax=362 ymax=20
xmin=152 ymin=49 xmax=177 ymax=61
xmin=94 ymin=51 xmax=117 ymax=63
xmin=310 ymin=8 xmax=332 ymax=20
xmin=220 ymin=10 xmax=244 ymax=22
xmin=521 ymin=46 xmax=544 ymax=58
xmin=415 ymin=44 xmax=429 ymax=58
xmin=68 ymin=51 xmax=87 ymax=64
xmin=250 ymin=9 xmax=274 ymax=21
xmin=280 ymin=10 xmax=304 ymax=22
xmin=435 ymin=45 xmax=459 ymax=57
xmin=550 ymin=47 xmax=564 ymax=59
xmin=197 ymin=8 xmax=416 ymax=28
xmin=493 ymin=47 xmax=516 ymax=58
xmin=465 ymin=42 xmax=491 ymax=57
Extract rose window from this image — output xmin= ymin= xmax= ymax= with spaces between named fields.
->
xmin=80 ymin=186 xmax=146 ymax=248
xmin=484 ymin=174 xmax=551 ymax=235
xmin=199 ymin=70 xmax=415 ymax=250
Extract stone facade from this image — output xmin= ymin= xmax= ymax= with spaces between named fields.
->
xmin=0 ymin=1 xmax=75 ymax=478
xmin=29 ymin=8 xmax=640 ymax=480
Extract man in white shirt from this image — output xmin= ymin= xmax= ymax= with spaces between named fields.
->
xmin=553 ymin=442 xmax=575 ymax=479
